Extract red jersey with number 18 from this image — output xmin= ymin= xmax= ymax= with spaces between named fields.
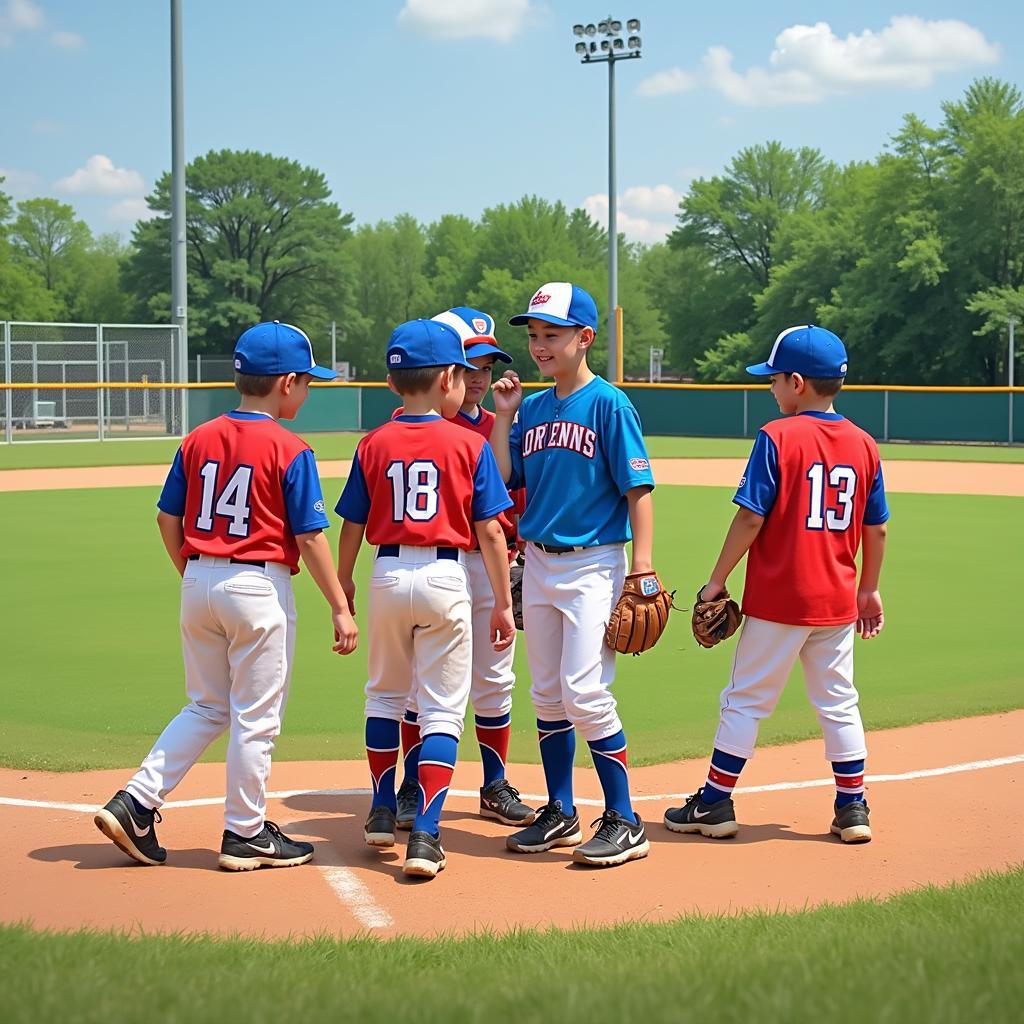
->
xmin=740 ymin=414 xmax=886 ymax=627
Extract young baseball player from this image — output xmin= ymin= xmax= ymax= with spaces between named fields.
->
xmin=394 ymin=307 xmax=536 ymax=832
xmin=336 ymin=318 xmax=516 ymax=879
xmin=664 ymin=325 xmax=889 ymax=843
xmin=490 ymin=282 xmax=656 ymax=868
xmin=94 ymin=321 xmax=358 ymax=870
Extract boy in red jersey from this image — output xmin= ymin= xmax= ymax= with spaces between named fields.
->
xmin=665 ymin=325 xmax=889 ymax=843
xmin=336 ymin=318 xmax=515 ymax=879
xmin=393 ymin=308 xmax=536 ymax=832
xmin=95 ymin=321 xmax=358 ymax=870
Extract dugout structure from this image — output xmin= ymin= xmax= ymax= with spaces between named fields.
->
xmin=1 ymin=323 xmax=184 ymax=443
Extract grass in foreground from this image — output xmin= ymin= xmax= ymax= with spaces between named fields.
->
xmin=1 ymin=431 xmax=1022 ymax=470
xmin=3 ymin=867 xmax=1023 ymax=1024
xmin=1 ymin=485 xmax=1020 ymax=771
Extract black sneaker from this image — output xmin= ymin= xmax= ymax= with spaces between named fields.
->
xmin=396 ymin=778 xmax=418 ymax=831
xmin=831 ymin=800 xmax=872 ymax=843
xmin=480 ymin=779 xmax=537 ymax=826
xmin=506 ymin=800 xmax=582 ymax=853
xmin=94 ymin=790 xmax=166 ymax=866
xmin=664 ymin=787 xmax=739 ymax=839
xmin=218 ymin=820 xmax=314 ymax=871
xmin=403 ymin=830 xmax=446 ymax=878
xmin=364 ymin=805 xmax=397 ymax=848
xmin=573 ymin=810 xmax=650 ymax=867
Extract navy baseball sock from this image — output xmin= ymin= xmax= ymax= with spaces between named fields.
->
xmin=475 ymin=712 xmax=511 ymax=788
xmin=588 ymin=730 xmax=634 ymax=820
xmin=833 ymin=759 xmax=866 ymax=808
xmin=702 ymin=748 xmax=747 ymax=804
xmin=365 ymin=717 xmax=400 ymax=812
xmin=537 ymin=718 xmax=575 ymax=813
xmin=413 ymin=732 xmax=459 ymax=837
xmin=400 ymin=710 xmax=421 ymax=785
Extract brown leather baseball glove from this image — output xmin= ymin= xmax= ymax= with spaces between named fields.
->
xmin=605 ymin=571 xmax=674 ymax=655
xmin=691 ymin=587 xmax=742 ymax=649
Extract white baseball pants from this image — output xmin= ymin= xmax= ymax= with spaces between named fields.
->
xmin=364 ymin=546 xmax=473 ymax=738
xmin=522 ymin=543 xmax=627 ymax=742
xmin=126 ymin=555 xmax=296 ymax=838
xmin=714 ymin=615 xmax=866 ymax=762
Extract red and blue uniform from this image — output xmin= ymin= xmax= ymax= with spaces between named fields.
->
xmin=158 ymin=410 xmax=329 ymax=573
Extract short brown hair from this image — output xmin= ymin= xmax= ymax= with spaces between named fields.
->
xmin=389 ymin=365 xmax=462 ymax=396
xmin=805 ymin=376 xmax=844 ymax=397
xmin=234 ymin=371 xmax=278 ymax=396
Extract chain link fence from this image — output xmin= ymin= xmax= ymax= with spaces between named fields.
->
xmin=2 ymin=322 xmax=184 ymax=443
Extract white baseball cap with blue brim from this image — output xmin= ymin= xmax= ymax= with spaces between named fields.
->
xmin=509 ymin=282 xmax=599 ymax=333
xmin=234 ymin=321 xmax=336 ymax=379
xmin=386 ymin=318 xmax=476 ymax=371
xmin=431 ymin=307 xmax=513 ymax=364
xmin=746 ymin=324 xmax=849 ymax=378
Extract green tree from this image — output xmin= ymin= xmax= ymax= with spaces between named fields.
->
xmin=0 ymin=183 xmax=57 ymax=320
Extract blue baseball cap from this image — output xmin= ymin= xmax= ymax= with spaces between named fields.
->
xmin=746 ymin=325 xmax=849 ymax=378
xmin=509 ymin=282 xmax=599 ymax=333
xmin=234 ymin=321 xmax=336 ymax=380
xmin=431 ymin=306 xmax=513 ymax=364
xmin=386 ymin=318 xmax=475 ymax=371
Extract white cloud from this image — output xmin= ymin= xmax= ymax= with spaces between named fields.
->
xmin=397 ymin=0 xmax=539 ymax=43
xmin=0 ymin=166 xmax=42 ymax=198
xmin=584 ymin=184 xmax=683 ymax=244
xmin=56 ymin=155 xmax=145 ymax=196
xmin=49 ymin=29 xmax=81 ymax=49
xmin=641 ymin=17 xmax=1000 ymax=107
xmin=107 ymin=197 xmax=157 ymax=226
xmin=636 ymin=67 xmax=696 ymax=98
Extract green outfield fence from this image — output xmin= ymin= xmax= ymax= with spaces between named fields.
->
xmin=2 ymin=381 xmax=1022 ymax=445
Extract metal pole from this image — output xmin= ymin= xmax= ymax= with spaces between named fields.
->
xmin=4 ymin=322 xmax=11 ymax=444
xmin=883 ymin=389 xmax=890 ymax=443
xmin=170 ymin=0 xmax=188 ymax=431
xmin=648 ymin=346 xmax=653 ymax=383
xmin=196 ymin=352 xmax=202 ymax=383
xmin=1010 ymin=317 xmax=1017 ymax=444
xmin=607 ymin=54 xmax=618 ymax=383
xmin=96 ymin=324 xmax=105 ymax=442
xmin=742 ymin=389 xmax=749 ymax=436
xmin=331 ymin=320 xmax=337 ymax=372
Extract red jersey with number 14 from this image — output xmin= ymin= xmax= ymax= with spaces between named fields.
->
xmin=740 ymin=414 xmax=888 ymax=626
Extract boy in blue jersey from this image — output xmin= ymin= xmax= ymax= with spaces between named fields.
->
xmin=489 ymin=282 xmax=656 ymax=867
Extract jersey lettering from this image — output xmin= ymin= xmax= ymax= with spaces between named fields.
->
xmin=805 ymin=462 xmax=858 ymax=533
xmin=386 ymin=459 xmax=440 ymax=523
xmin=522 ymin=420 xmax=596 ymax=459
xmin=195 ymin=461 xmax=254 ymax=537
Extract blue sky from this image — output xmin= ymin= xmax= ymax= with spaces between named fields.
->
xmin=1 ymin=0 xmax=1021 ymax=242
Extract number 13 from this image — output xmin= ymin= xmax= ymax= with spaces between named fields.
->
xmin=806 ymin=463 xmax=857 ymax=532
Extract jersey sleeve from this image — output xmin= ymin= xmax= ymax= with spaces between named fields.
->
xmin=472 ymin=443 xmax=515 ymax=522
xmin=733 ymin=430 xmax=778 ymax=517
xmin=605 ymin=406 xmax=655 ymax=495
xmin=157 ymin=447 xmax=187 ymax=516
xmin=507 ymin=415 xmax=525 ymax=490
xmin=863 ymin=463 xmax=890 ymax=525
xmin=335 ymin=448 xmax=371 ymax=524
xmin=283 ymin=448 xmax=330 ymax=535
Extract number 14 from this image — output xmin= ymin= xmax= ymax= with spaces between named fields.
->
xmin=806 ymin=462 xmax=857 ymax=532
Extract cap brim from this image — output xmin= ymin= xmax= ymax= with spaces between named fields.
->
xmin=745 ymin=362 xmax=776 ymax=376
xmin=307 ymin=364 xmax=338 ymax=380
xmin=464 ymin=341 xmax=513 ymax=363
xmin=509 ymin=312 xmax=581 ymax=328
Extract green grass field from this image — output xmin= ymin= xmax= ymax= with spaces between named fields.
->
xmin=3 ymin=867 xmax=1022 ymax=1024
xmin=1 ymin=431 xmax=1023 ymax=470
xmin=2 ymin=483 xmax=1020 ymax=772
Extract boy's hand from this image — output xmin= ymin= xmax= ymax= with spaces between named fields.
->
xmin=856 ymin=589 xmax=884 ymax=639
xmin=491 ymin=371 xmax=523 ymax=416
xmin=338 ymin=576 xmax=356 ymax=615
xmin=332 ymin=608 xmax=359 ymax=655
xmin=490 ymin=605 xmax=516 ymax=652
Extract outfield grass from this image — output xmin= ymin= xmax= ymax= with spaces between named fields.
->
xmin=1 ymin=431 xmax=1022 ymax=470
xmin=2 ymin=484 xmax=1020 ymax=772
xmin=3 ymin=868 xmax=1022 ymax=1024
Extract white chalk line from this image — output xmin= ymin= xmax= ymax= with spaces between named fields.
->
xmin=4 ymin=752 xmax=1020 ymax=930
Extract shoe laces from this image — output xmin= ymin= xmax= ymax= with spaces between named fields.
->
xmin=262 ymin=820 xmax=285 ymax=840
xmin=488 ymin=779 xmax=522 ymax=804
xmin=398 ymin=778 xmax=418 ymax=800
xmin=533 ymin=801 xmax=567 ymax=830
xmin=590 ymin=810 xmax=627 ymax=843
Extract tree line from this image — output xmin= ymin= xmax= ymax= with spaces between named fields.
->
xmin=1 ymin=78 xmax=1021 ymax=384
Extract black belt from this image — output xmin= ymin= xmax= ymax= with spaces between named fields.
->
xmin=377 ymin=545 xmax=459 ymax=560
xmin=532 ymin=542 xmax=587 ymax=554
xmin=188 ymin=554 xmax=266 ymax=568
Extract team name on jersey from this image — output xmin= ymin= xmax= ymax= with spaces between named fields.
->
xmin=522 ymin=420 xmax=596 ymax=459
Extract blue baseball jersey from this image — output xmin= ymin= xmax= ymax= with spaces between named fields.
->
xmin=508 ymin=376 xmax=654 ymax=547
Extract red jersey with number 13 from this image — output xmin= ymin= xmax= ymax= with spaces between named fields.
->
xmin=742 ymin=415 xmax=885 ymax=626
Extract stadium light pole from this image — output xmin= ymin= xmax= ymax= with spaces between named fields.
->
xmin=170 ymin=0 xmax=188 ymax=428
xmin=573 ymin=17 xmax=641 ymax=383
